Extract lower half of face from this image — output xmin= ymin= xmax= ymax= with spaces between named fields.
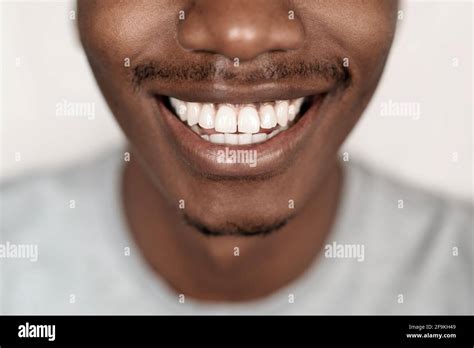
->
xmin=78 ymin=0 xmax=397 ymax=235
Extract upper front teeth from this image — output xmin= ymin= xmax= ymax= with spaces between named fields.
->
xmin=186 ymin=102 xmax=200 ymax=126
xmin=275 ymin=100 xmax=289 ymax=127
xmin=260 ymin=104 xmax=277 ymax=129
xmin=198 ymin=103 xmax=215 ymax=129
xmin=238 ymin=106 xmax=260 ymax=133
xmin=169 ymin=97 xmax=305 ymax=144
xmin=215 ymin=105 xmax=237 ymax=133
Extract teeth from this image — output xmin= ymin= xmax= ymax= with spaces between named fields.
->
xmin=288 ymin=105 xmax=297 ymax=122
xmin=190 ymin=125 xmax=200 ymax=134
xmin=198 ymin=103 xmax=215 ymax=129
xmin=238 ymin=133 xmax=253 ymax=145
xmin=168 ymin=97 xmax=306 ymax=145
xmin=293 ymin=97 xmax=304 ymax=110
xmin=288 ymin=98 xmax=304 ymax=122
xmin=275 ymin=100 xmax=289 ymax=127
xmin=238 ymin=106 xmax=260 ymax=133
xmin=186 ymin=102 xmax=200 ymax=126
xmin=208 ymin=132 xmax=266 ymax=145
xmin=252 ymin=133 xmax=268 ymax=143
xmin=224 ymin=133 xmax=239 ymax=145
xmin=268 ymin=129 xmax=281 ymax=139
xmin=215 ymin=105 xmax=237 ymax=133
xmin=209 ymin=133 xmax=225 ymax=144
xmin=259 ymin=104 xmax=277 ymax=129
xmin=170 ymin=98 xmax=188 ymax=121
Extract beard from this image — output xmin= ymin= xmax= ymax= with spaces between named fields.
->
xmin=183 ymin=212 xmax=292 ymax=237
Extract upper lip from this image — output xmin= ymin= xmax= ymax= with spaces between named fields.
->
xmin=146 ymin=80 xmax=337 ymax=104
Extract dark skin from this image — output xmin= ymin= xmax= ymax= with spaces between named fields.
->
xmin=77 ymin=0 xmax=397 ymax=301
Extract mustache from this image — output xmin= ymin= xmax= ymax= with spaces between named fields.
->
xmin=132 ymin=58 xmax=351 ymax=87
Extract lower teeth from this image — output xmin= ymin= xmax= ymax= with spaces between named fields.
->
xmin=192 ymin=125 xmax=290 ymax=145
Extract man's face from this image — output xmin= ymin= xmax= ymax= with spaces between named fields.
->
xmin=78 ymin=0 xmax=397 ymax=235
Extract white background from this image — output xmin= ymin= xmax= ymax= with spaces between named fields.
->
xmin=1 ymin=0 xmax=472 ymax=202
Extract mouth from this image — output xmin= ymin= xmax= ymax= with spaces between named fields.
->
xmin=153 ymin=91 xmax=328 ymax=177
xmin=165 ymin=96 xmax=312 ymax=145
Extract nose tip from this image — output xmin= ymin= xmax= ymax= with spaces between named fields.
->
xmin=178 ymin=0 xmax=304 ymax=62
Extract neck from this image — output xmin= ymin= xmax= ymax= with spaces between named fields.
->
xmin=121 ymin=152 xmax=343 ymax=302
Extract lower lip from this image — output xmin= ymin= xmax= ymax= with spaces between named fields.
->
xmin=153 ymin=95 xmax=326 ymax=178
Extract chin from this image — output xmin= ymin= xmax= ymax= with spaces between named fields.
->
xmin=182 ymin=204 xmax=294 ymax=237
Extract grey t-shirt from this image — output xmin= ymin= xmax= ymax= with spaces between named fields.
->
xmin=0 ymin=148 xmax=472 ymax=314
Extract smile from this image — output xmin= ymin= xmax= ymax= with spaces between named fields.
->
xmin=153 ymin=90 xmax=329 ymax=177
xmin=167 ymin=97 xmax=309 ymax=145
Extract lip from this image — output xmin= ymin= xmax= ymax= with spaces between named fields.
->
xmin=152 ymin=92 xmax=328 ymax=178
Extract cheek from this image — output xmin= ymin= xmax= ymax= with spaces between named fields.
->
xmin=334 ymin=4 xmax=397 ymax=79
xmin=78 ymin=1 xmax=174 ymax=69
xmin=77 ymin=3 xmax=166 ymax=132
xmin=301 ymin=1 xmax=397 ymax=83
xmin=321 ymin=3 xmax=397 ymax=126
